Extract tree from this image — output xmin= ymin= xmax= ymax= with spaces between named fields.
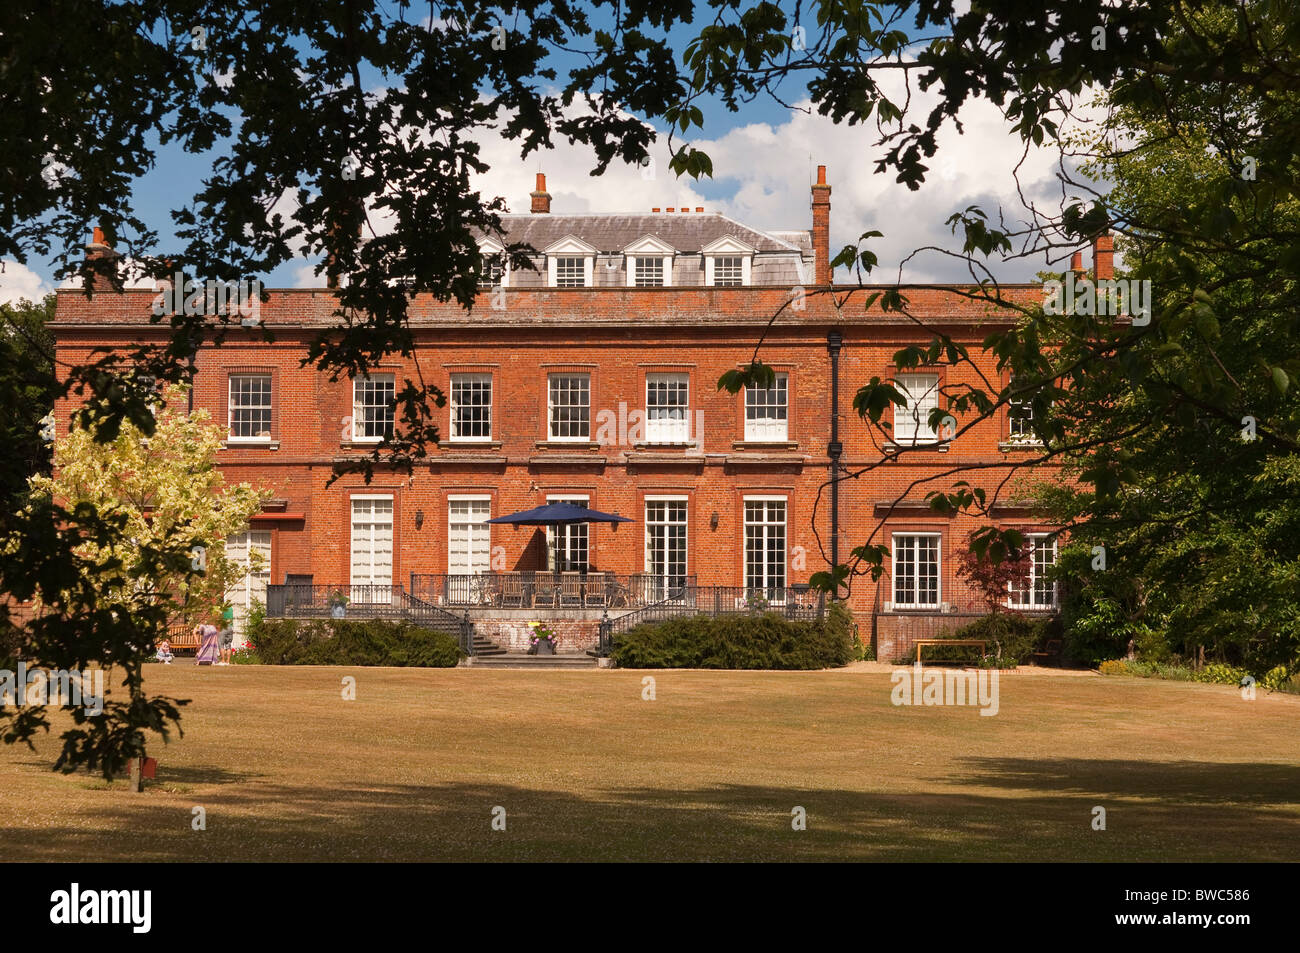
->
xmin=8 ymin=385 xmax=270 ymax=775
xmin=0 ymin=295 xmax=56 ymax=507
xmin=4 ymin=0 xmax=1298 ymax=770
xmin=954 ymin=527 xmax=1032 ymax=615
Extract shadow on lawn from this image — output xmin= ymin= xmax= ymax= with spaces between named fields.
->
xmin=954 ymin=757 xmax=1300 ymax=806
xmin=3 ymin=757 xmax=1299 ymax=862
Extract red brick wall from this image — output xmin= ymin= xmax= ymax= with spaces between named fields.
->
xmin=50 ymin=284 xmax=1063 ymax=629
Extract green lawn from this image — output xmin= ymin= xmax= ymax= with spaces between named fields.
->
xmin=1 ymin=663 xmax=1297 ymax=861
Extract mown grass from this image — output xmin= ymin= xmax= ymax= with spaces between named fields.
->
xmin=1 ymin=664 xmax=1297 ymax=861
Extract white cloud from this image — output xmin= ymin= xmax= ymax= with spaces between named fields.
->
xmin=466 ymin=81 xmax=1100 ymax=283
xmin=0 ymin=260 xmax=53 ymax=306
xmin=270 ymin=82 xmax=1102 ymax=287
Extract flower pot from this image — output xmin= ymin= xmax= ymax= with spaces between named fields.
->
xmin=534 ymin=638 xmax=555 ymax=656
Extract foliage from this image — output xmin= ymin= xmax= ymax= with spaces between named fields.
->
xmin=610 ymin=602 xmax=854 ymax=670
xmin=247 ymin=617 xmax=462 ymax=667
xmin=24 ymin=384 xmax=271 ymax=629
xmin=954 ymin=527 xmax=1032 ymax=614
xmin=4 ymin=0 xmax=1298 ymax=773
xmin=938 ymin=613 xmax=1061 ymax=666
xmin=1098 ymin=659 xmax=1297 ymax=693
xmin=0 ymin=295 xmax=56 ymax=511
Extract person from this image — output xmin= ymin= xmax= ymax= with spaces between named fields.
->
xmin=217 ymin=605 xmax=235 ymax=666
xmin=196 ymin=617 xmax=220 ymax=666
xmin=155 ymin=639 xmax=174 ymax=664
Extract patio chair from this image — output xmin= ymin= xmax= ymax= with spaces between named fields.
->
xmin=560 ymin=572 xmax=584 ymax=607
xmin=534 ymin=572 xmax=559 ymax=608
xmin=584 ymin=572 xmax=607 ymax=607
xmin=500 ymin=573 xmax=527 ymax=608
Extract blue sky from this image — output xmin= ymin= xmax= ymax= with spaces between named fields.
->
xmin=3 ymin=3 xmax=1089 ymax=302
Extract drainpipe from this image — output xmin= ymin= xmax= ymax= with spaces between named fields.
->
xmin=826 ymin=330 xmax=843 ymax=600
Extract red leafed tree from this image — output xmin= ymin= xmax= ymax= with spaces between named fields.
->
xmin=956 ymin=528 xmax=1033 ymax=614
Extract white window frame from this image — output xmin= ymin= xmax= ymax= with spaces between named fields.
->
xmin=1007 ymin=533 xmax=1059 ymax=609
xmin=227 ymin=373 xmax=273 ymax=443
xmin=743 ymin=496 xmax=787 ymax=595
xmin=546 ymin=494 xmax=590 ymax=573
xmin=891 ymin=532 xmax=942 ymax=609
xmin=350 ymin=495 xmax=394 ymax=594
xmin=225 ymin=529 xmax=271 ymax=634
xmin=478 ymin=239 xmax=508 ymax=287
xmin=744 ymin=372 xmax=789 ymax=442
xmin=632 ymin=256 xmax=666 ymax=287
xmin=894 ymin=373 xmax=941 ymax=446
xmin=1007 ymin=373 xmax=1042 ymax=444
xmin=644 ymin=495 xmax=688 ymax=597
xmin=547 ymin=372 xmax=591 ymax=442
xmin=646 ymin=372 xmax=690 ymax=444
xmin=352 ymin=373 xmax=396 ymax=444
xmin=447 ymin=495 xmax=492 ymax=576
xmin=549 ymin=256 xmax=592 ymax=288
xmin=701 ymin=237 xmax=755 ymax=287
xmin=449 ymin=373 xmax=492 ymax=442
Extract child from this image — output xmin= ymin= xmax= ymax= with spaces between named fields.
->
xmin=156 ymin=639 xmax=174 ymax=664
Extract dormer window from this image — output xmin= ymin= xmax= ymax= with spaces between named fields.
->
xmin=480 ymin=254 xmax=504 ymax=286
xmin=554 ymin=257 xmax=586 ymax=287
xmin=713 ymin=257 xmax=743 ymax=285
xmin=544 ymin=235 xmax=597 ymax=287
xmin=476 ymin=238 xmax=507 ymax=287
xmin=701 ymin=236 xmax=755 ymax=286
xmin=623 ymin=235 xmax=677 ymax=287
xmin=634 ymin=257 xmax=664 ymax=286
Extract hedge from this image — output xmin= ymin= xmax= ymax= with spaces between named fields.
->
xmin=248 ymin=617 xmax=463 ymax=667
xmin=609 ymin=601 xmax=855 ymax=669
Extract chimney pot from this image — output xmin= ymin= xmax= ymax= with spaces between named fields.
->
xmin=1070 ymin=251 xmax=1084 ymax=273
xmin=92 ymin=226 xmax=106 ymax=245
xmin=680 ymin=207 xmax=688 ymax=213
xmin=695 ymin=207 xmax=704 ymax=213
xmin=530 ymin=173 xmax=551 ymax=214
xmin=652 ymin=208 xmax=661 ymax=213
xmin=666 ymin=207 xmax=675 ymax=213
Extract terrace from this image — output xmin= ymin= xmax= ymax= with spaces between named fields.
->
xmin=264 ymin=573 xmax=827 ymax=657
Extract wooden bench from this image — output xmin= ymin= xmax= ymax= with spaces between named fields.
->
xmin=164 ymin=626 xmax=201 ymax=656
xmin=913 ymin=639 xmax=987 ymax=665
xmin=1032 ymin=638 xmax=1063 ymax=665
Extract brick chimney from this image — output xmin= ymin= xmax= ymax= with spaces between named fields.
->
xmin=530 ymin=173 xmax=551 ymax=214
xmin=1092 ymin=232 xmax=1114 ymax=280
xmin=83 ymin=226 xmax=122 ymax=292
xmin=811 ymin=164 xmax=831 ymax=285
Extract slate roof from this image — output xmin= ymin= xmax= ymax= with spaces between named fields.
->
xmin=483 ymin=213 xmax=806 ymax=255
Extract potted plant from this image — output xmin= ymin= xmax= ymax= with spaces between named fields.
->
xmin=527 ymin=621 xmax=558 ymax=655
xmin=328 ymin=589 xmax=350 ymax=619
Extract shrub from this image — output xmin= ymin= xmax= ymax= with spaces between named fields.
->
xmin=936 ymin=613 xmax=1056 ymax=665
xmin=610 ymin=602 xmax=855 ymax=670
xmin=1097 ymin=659 xmax=1129 ymax=676
xmin=247 ymin=617 xmax=463 ymax=667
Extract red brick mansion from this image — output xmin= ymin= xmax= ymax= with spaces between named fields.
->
xmin=52 ymin=166 xmax=1097 ymax=658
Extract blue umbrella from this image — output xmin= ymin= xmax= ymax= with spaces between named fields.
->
xmin=486 ymin=501 xmax=632 ymax=525
xmin=487 ymin=501 xmax=631 ymax=573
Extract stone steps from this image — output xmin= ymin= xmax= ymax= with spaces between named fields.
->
xmin=465 ymin=652 xmax=598 ymax=669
